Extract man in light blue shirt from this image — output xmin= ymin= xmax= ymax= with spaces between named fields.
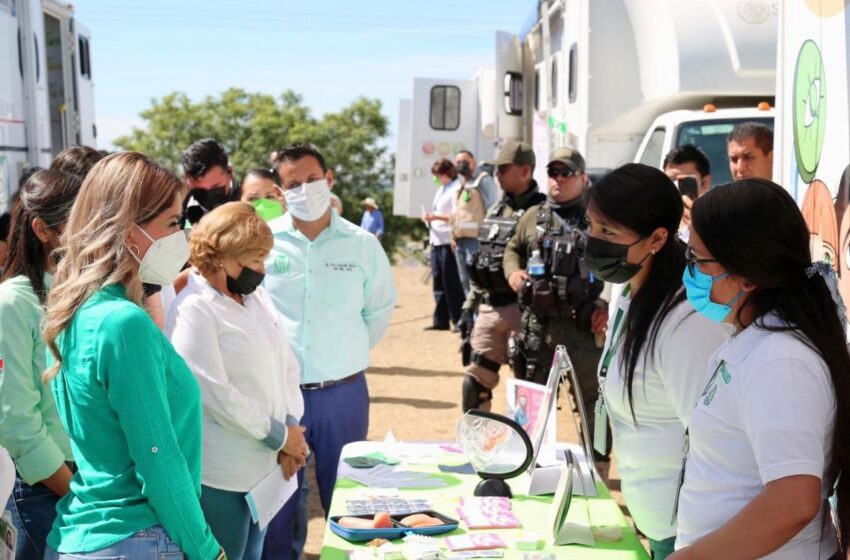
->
xmin=262 ymin=143 xmax=397 ymax=560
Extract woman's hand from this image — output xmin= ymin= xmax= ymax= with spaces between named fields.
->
xmin=279 ymin=454 xmax=303 ymax=480
xmin=282 ymin=425 xmax=308 ymax=462
xmin=42 ymin=463 xmax=73 ymax=497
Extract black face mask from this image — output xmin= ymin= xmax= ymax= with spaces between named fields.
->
xmin=189 ymin=186 xmax=229 ymax=211
xmin=456 ymin=161 xmax=472 ymax=178
xmin=583 ymin=236 xmax=647 ymax=284
xmin=226 ymin=265 xmax=265 ymax=295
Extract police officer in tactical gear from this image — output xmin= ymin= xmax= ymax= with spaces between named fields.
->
xmin=459 ymin=141 xmax=546 ymax=412
xmin=503 ymin=147 xmax=609 ymax=447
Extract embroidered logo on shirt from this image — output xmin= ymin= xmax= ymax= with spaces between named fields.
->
xmin=0 ymin=358 xmax=4 ymax=374
xmin=325 ymin=262 xmax=356 ymax=272
xmin=273 ymin=255 xmax=291 ymax=274
xmin=703 ymin=363 xmax=732 ymax=406
xmin=720 ymin=363 xmax=732 ymax=384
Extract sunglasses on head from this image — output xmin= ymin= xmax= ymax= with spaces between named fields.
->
xmin=685 ymin=246 xmax=718 ymax=275
xmin=547 ymin=167 xmax=577 ymax=179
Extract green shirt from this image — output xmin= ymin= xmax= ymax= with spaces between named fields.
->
xmin=0 ymin=274 xmax=72 ymax=484
xmin=47 ymin=284 xmax=220 ymax=560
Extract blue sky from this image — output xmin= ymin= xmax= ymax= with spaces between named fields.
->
xmin=72 ymin=0 xmax=533 ymax=151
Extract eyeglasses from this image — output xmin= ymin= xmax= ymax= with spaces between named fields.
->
xmin=547 ymin=167 xmax=577 ymax=179
xmin=685 ymin=246 xmax=718 ymax=275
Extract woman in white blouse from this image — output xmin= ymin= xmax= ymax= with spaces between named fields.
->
xmin=167 ymin=202 xmax=308 ymax=560
xmin=582 ymin=164 xmax=730 ymax=560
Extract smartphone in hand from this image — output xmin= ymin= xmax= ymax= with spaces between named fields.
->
xmin=677 ymin=176 xmax=699 ymax=200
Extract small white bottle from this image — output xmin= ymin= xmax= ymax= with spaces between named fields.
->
xmin=528 ymin=249 xmax=546 ymax=277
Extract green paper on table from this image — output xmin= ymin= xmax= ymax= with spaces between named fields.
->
xmin=322 ymin=443 xmax=651 ymax=560
xmin=344 ymin=452 xmax=400 ymax=469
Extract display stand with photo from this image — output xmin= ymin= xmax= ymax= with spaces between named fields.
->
xmin=505 ymin=377 xmax=556 ymax=465
xmin=519 ymin=346 xmax=598 ymax=497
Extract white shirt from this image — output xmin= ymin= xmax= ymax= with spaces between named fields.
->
xmin=676 ymin=314 xmax=837 ymax=558
xmin=166 ymin=273 xmax=304 ymax=492
xmin=429 ymin=178 xmax=461 ymax=246
xmin=601 ymin=291 xmax=731 ymax=540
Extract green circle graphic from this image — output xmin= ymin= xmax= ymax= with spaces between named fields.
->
xmin=793 ymin=40 xmax=827 ymax=183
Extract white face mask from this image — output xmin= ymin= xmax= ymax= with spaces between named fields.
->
xmin=284 ymin=179 xmax=331 ymax=222
xmin=130 ymin=225 xmax=189 ymax=286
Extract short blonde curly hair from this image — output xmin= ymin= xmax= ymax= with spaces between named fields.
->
xmin=189 ymin=201 xmax=273 ymax=275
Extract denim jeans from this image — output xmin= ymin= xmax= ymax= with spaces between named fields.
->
xmin=4 ymin=476 xmax=60 ymax=560
xmin=200 ymin=485 xmax=266 ymax=560
xmin=44 ymin=525 xmax=184 ymax=559
xmin=454 ymin=237 xmax=480 ymax=296
xmin=648 ymin=536 xmax=676 ymax=560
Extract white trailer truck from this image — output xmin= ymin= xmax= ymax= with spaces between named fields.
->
xmin=0 ymin=0 xmax=95 ymax=213
xmin=394 ymin=0 xmax=778 ymax=217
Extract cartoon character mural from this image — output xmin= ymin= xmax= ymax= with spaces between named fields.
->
xmin=783 ymin=2 xmax=850 ymax=316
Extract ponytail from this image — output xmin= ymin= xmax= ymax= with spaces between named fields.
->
xmin=2 ymin=170 xmax=81 ymax=304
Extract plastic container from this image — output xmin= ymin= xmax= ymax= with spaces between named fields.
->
xmin=528 ymin=250 xmax=546 ymax=277
xmin=328 ymin=510 xmax=459 ymax=542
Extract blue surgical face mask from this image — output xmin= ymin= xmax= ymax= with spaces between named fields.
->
xmin=682 ymin=265 xmax=743 ymax=323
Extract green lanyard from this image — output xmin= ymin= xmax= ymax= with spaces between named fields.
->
xmin=599 ymin=285 xmax=630 ymax=378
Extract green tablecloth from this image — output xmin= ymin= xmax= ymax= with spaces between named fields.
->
xmin=319 ymin=443 xmax=650 ymax=559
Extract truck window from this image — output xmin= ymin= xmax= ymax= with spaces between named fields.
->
xmin=430 ymin=86 xmax=460 ymax=131
xmin=17 ymin=29 xmax=22 ymax=77
xmin=504 ymin=72 xmax=522 ymax=116
xmin=550 ymin=57 xmax=558 ymax=108
xmin=568 ymin=43 xmax=577 ymax=103
xmin=79 ymin=36 xmax=92 ymax=79
xmin=534 ymin=69 xmax=540 ymax=112
xmin=676 ymin=117 xmax=773 ymax=186
xmin=640 ymin=127 xmax=666 ymax=167
xmin=34 ymin=34 xmax=40 ymax=81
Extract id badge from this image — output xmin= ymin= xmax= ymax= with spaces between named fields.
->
xmin=593 ymin=397 xmax=608 ymax=456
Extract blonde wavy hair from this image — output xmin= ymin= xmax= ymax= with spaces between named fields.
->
xmin=189 ymin=202 xmax=273 ymax=275
xmin=42 ymin=152 xmax=185 ymax=381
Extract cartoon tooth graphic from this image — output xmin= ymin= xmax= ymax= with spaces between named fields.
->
xmin=793 ymin=40 xmax=827 ymax=184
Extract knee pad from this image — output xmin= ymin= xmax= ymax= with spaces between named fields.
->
xmin=462 ymin=375 xmax=493 ymax=412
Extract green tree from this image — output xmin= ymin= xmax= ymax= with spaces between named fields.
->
xmin=114 ymin=88 xmax=421 ymax=257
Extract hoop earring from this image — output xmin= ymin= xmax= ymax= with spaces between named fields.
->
xmin=127 ymin=243 xmax=141 ymax=258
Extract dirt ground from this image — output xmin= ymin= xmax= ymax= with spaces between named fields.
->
xmin=302 ymin=263 xmax=630 ymax=558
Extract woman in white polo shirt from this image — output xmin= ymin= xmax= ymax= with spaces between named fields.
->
xmin=582 ymin=164 xmax=730 ymax=560
xmin=167 ymin=202 xmax=309 ymax=560
xmin=671 ymin=179 xmax=850 ymax=560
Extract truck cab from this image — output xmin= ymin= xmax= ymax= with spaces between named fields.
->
xmin=635 ymin=106 xmax=774 ymax=186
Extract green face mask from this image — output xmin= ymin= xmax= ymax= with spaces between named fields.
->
xmin=252 ymin=198 xmax=285 ymax=222
xmin=432 ymin=176 xmax=441 ymax=186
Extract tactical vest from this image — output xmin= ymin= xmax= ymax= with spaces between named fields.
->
xmin=519 ymin=204 xmax=603 ymax=328
xmin=451 ymin=172 xmax=487 ymax=239
xmin=468 ymin=201 xmax=527 ymax=305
